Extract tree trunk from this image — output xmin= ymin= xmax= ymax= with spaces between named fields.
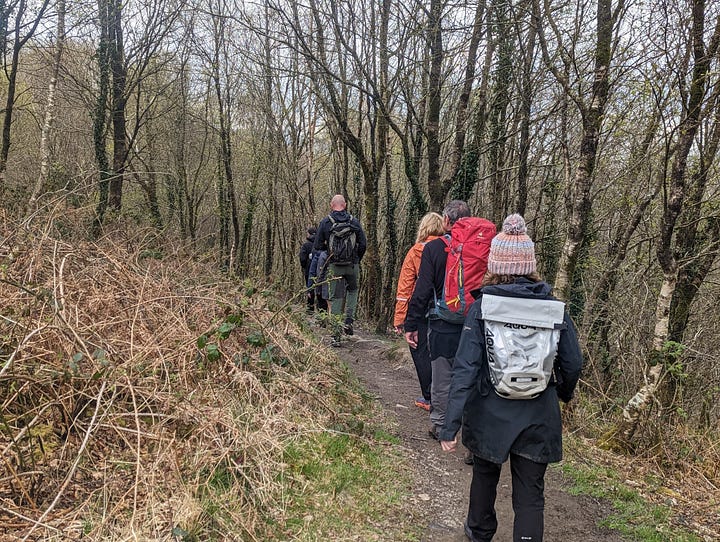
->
xmin=516 ymin=0 xmax=536 ymax=216
xmin=133 ymin=142 xmax=163 ymax=229
xmin=488 ymin=0 xmax=513 ymax=223
xmin=30 ymin=0 xmax=65 ymax=207
xmin=174 ymin=54 xmax=190 ymax=239
xmin=669 ymin=100 xmax=720 ymax=342
xmin=211 ymin=17 xmax=240 ymax=269
xmin=447 ymin=0 xmax=486 ymax=186
xmin=426 ymin=0 xmax=444 ymax=210
xmin=552 ymin=0 xmax=613 ymax=301
xmin=239 ymin=183 xmax=257 ymax=274
xmin=0 ymin=7 xmax=23 ymax=175
xmin=397 ymin=83 xmax=427 ymax=248
xmin=379 ymin=157 xmax=397 ymax=333
xmin=108 ymin=0 xmax=126 ymax=211
xmin=450 ymin=31 xmax=493 ymax=204
xmin=587 ymin=184 xmax=659 ymax=388
xmin=613 ymin=273 xmax=675 ymax=446
xmin=93 ymin=0 xmax=112 ymax=235
xmin=216 ymin=149 xmax=229 ymax=262
xmin=584 ymin=112 xmax=662 ymax=388
xmin=263 ymin=2 xmax=276 ymax=279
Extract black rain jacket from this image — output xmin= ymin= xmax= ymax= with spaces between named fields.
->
xmin=438 ymin=278 xmax=583 ymax=464
xmin=314 ymin=210 xmax=367 ymax=265
xmin=404 ymin=236 xmax=464 ymax=358
xmin=299 ymin=233 xmax=316 ymax=276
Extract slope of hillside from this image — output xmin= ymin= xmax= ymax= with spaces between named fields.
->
xmin=0 ymin=224 xmax=419 ymax=540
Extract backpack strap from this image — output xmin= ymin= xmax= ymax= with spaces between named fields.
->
xmin=440 ymin=233 xmax=451 ymax=251
xmin=329 ymin=214 xmax=352 ymax=224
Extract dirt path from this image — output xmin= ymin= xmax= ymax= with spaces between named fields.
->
xmin=334 ymin=330 xmax=626 ymax=542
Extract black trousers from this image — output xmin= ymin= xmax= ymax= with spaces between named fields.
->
xmin=466 ymin=453 xmax=547 ymax=542
xmin=409 ymin=319 xmax=432 ymax=400
xmin=304 ymin=270 xmax=315 ymax=311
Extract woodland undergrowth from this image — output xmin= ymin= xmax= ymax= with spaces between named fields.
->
xmin=564 ymin=390 xmax=720 ymax=539
xmin=2 ymin=208 xmax=719 ymax=541
xmin=0 ymin=210 xmax=413 ymax=541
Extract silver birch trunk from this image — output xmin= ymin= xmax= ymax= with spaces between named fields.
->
xmin=30 ymin=0 xmax=65 ymax=208
xmin=30 ymin=0 xmax=65 ymax=210
xmin=30 ymin=0 xmax=66 ymax=207
xmin=617 ymin=272 xmax=676 ymax=443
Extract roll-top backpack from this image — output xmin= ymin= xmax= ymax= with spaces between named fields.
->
xmin=328 ymin=215 xmax=357 ymax=265
xmin=481 ymin=294 xmax=566 ymax=399
xmin=431 ymin=217 xmax=496 ymax=324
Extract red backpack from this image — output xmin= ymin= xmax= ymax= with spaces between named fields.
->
xmin=431 ymin=217 xmax=496 ymax=323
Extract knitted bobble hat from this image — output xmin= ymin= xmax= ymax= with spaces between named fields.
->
xmin=487 ymin=214 xmax=536 ymax=275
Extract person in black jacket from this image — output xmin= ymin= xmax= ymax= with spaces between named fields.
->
xmin=314 ymin=195 xmax=367 ymax=336
xmin=439 ymin=214 xmax=583 ymax=542
xmin=404 ymin=200 xmax=472 ymax=440
xmin=299 ymin=226 xmax=317 ymax=313
xmin=308 ymin=249 xmax=329 ymax=314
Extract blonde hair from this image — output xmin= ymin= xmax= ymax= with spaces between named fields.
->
xmin=416 ymin=212 xmax=445 ymax=243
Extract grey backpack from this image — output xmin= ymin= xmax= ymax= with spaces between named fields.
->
xmin=481 ymin=294 xmax=566 ymax=399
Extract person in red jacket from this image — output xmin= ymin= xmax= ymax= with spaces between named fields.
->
xmin=403 ymin=200 xmax=472 ymax=438
xmin=393 ymin=212 xmax=445 ymax=410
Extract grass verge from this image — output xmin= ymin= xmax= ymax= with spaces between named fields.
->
xmin=560 ymin=437 xmax=702 ymax=542
xmin=269 ymin=427 xmax=416 ymax=541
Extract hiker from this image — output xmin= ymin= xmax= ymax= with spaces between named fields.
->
xmin=404 ymin=200 xmax=494 ymax=453
xmin=393 ymin=212 xmax=445 ymax=411
xmin=314 ymin=194 xmax=367 ymax=336
xmin=439 ymin=214 xmax=583 ymax=542
xmin=308 ymin=249 xmax=329 ymax=315
xmin=299 ymin=226 xmax=317 ymax=313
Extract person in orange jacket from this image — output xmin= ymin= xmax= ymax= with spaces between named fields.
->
xmin=393 ymin=212 xmax=445 ymax=411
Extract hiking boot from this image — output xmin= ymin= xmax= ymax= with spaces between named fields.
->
xmin=414 ymin=397 xmax=431 ymax=411
xmin=428 ymin=424 xmax=440 ymax=441
xmin=343 ymin=323 xmax=354 ymax=335
xmin=464 ymin=450 xmax=474 ymax=465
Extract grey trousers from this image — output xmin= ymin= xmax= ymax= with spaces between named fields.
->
xmin=429 ymin=355 xmax=453 ymax=429
xmin=328 ymin=263 xmax=358 ymax=322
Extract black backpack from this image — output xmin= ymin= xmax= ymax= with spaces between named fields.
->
xmin=328 ymin=215 xmax=357 ymax=265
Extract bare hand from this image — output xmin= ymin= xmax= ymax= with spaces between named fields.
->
xmin=440 ymin=437 xmax=457 ymax=453
xmin=404 ymin=330 xmax=418 ymax=349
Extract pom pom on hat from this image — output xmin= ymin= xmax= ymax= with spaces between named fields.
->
xmin=487 ymin=214 xmax=536 ymax=275
xmin=501 ymin=214 xmax=527 ymax=235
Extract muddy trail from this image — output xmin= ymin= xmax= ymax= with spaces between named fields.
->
xmin=332 ymin=329 xmax=627 ymax=542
